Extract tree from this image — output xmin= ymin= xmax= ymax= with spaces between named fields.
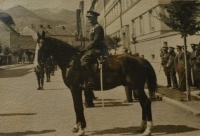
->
xmin=157 ymin=0 xmax=200 ymax=101
xmin=0 ymin=12 xmax=15 ymax=27
xmin=3 ymin=46 xmax=11 ymax=55
xmin=0 ymin=44 xmax=2 ymax=54
xmin=104 ymin=35 xmax=121 ymax=49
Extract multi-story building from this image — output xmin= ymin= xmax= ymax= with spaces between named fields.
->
xmin=92 ymin=0 xmax=200 ymax=64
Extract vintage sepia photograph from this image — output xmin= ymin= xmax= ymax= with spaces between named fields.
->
xmin=0 ymin=0 xmax=200 ymax=136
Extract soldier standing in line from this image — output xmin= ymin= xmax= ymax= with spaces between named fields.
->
xmin=193 ymin=44 xmax=200 ymax=89
xmin=182 ymin=46 xmax=192 ymax=87
xmin=174 ymin=45 xmax=184 ymax=91
xmin=161 ymin=46 xmax=171 ymax=87
xmin=189 ymin=43 xmax=198 ymax=87
xmin=166 ymin=47 xmax=178 ymax=89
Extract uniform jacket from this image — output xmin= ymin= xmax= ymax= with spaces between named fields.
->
xmin=166 ymin=51 xmax=176 ymax=68
xmin=161 ymin=52 xmax=170 ymax=66
xmin=83 ymin=23 xmax=105 ymax=51
xmin=174 ymin=51 xmax=191 ymax=70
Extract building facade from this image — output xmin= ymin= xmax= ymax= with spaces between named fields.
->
xmin=21 ymin=24 xmax=76 ymax=46
xmin=92 ymin=0 xmax=200 ymax=64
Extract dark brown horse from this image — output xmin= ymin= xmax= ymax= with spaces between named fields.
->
xmin=37 ymin=31 xmax=157 ymax=136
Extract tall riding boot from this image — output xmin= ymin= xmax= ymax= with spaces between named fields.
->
xmin=82 ymin=64 xmax=95 ymax=89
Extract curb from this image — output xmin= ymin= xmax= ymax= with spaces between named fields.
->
xmin=0 ymin=64 xmax=28 ymax=70
xmin=156 ymin=93 xmax=200 ymax=117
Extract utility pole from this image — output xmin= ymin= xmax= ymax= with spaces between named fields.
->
xmin=80 ymin=0 xmax=85 ymax=47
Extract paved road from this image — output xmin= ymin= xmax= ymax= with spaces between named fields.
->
xmin=0 ymin=65 xmax=200 ymax=136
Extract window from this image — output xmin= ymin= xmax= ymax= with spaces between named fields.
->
xmin=139 ymin=16 xmax=144 ymax=35
xmin=132 ymin=20 xmax=136 ymax=36
xmin=149 ymin=10 xmax=155 ymax=32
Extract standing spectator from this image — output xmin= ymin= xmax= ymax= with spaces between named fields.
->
xmin=166 ymin=47 xmax=178 ymax=89
xmin=190 ymin=43 xmax=198 ymax=87
xmin=161 ymin=46 xmax=171 ymax=87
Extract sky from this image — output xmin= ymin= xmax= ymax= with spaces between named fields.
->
xmin=0 ymin=0 xmax=91 ymax=11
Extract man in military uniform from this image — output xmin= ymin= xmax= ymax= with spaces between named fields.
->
xmin=190 ymin=43 xmax=198 ymax=87
xmin=182 ymin=46 xmax=192 ymax=87
xmin=166 ymin=47 xmax=178 ymax=89
xmin=80 ymin=10 xmax=106 ymax=89
xmin=174 ymin=45 xmax=184 ymax=91
xmin=161 ymin=46 xmax=171 ymax=87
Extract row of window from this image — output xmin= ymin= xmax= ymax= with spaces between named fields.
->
xmin=105 ymin=0 xmax=139 ymax=26
xmin=105 ymin=2 xmax=120 ymax=25
xmin=132 ymin=9 xmax=155 ymax=36
xmin=121 ymin=0 xmax=139 ymax=12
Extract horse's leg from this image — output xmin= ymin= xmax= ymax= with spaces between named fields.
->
xmin=84 ymin=89 xmax=94 ymax=108
xmin=135 ymin=89 xmax=153 ymax=136
xmin=36 ymin=73 xmax=41 ymax=90
xmin=70 ymin=85 xmax=86 ymax=135
xmin=124 ymin=85 xmax=133 ymax=102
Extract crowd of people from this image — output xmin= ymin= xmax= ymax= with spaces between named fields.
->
xmin=160 ymin=43 xmax=200 ymax=92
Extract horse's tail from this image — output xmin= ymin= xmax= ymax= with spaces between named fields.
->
xmin=144 ymin=59 xmax=157 ymax=98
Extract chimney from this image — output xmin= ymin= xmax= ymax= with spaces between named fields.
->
xmin=47 ymin=25 xmax=51 ymax=28
xmin=40 ymin=25 xmax=43 ymax=28
xmin=62 ymin=26 xmax=65 ymax=29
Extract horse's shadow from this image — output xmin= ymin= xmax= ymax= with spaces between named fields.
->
xmin=88 ymin=125 xmax=199 ymax=135
xmin=0 ymin=130 xmax=56 ymax=136
xmin=93 ymin=99 xmax=133 ymax=107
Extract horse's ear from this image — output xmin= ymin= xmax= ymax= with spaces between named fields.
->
xmin=42 ymin=31 xmax=45 ymax=39
xmin=37 ymin=31 xmax=40 ymax=38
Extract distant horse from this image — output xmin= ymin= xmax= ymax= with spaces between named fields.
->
xmin=37 ymin=31 xmax=157 ymax=136
xmin=33 ymin=42 xmax=45 ymax=90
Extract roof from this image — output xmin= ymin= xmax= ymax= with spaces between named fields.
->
xmin=26 ymin=25 xmax=75 ymax=36
xmin=11 ymin=35 xmax=36 ymax=50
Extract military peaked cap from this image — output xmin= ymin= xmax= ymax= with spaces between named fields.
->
xmin=169 ymin=46 xmax=175 ymax=49
xmin=191 ymin=43 xmax=198 ymax=47
xmin=86 ymin=10 xmax=100 ymax=17
xmin=176 ymin=45 xmax=182 ymax=48
xmin=162 ymin=46 xmax=168 ymax=49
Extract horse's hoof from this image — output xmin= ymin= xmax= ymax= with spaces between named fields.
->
xmin=75 ymin=129 xmax=85 ymax=136
xmin=37 ymin=87 xmax=41 ymax=90
xmin=142 ymin=131 xmax=151 ymax=136
xmin=41 ymin=88 xmax=44 ymax=90
xmin=71 ymin=127 xmax=79 ymax=133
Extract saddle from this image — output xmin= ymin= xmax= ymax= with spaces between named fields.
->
xmin=70 ymin=52 xmax=121 ymax=73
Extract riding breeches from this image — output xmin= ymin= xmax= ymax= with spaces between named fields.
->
xmin=80 ymin=49 xmax=100 ymax=66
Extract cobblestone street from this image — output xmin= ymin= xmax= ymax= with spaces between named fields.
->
xmin=0 ymin=65 xmax=200 ymax=136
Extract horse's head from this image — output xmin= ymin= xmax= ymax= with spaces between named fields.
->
xmin=36 ymin=31 xmax=52 ymax=62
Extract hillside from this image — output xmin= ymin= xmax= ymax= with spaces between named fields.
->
xmin=4 ymin=5 xmax=76 ymax=31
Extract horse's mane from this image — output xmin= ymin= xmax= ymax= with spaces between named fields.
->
xmin=45 ymin=37 xmax=78 ymax=52
xmin=44 ymin=37 xmax=79 ymax=68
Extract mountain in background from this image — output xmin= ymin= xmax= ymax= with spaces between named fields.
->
xmin=3 ymin=5 xmax=76 ymax=32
